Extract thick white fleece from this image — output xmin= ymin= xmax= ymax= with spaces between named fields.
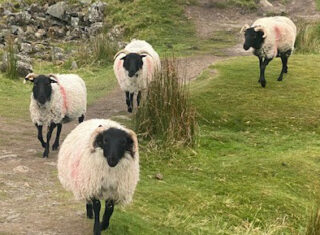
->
xmin=57 ymin=119 xmax=139 ymax=205
xmin=30 ymin=74 xmax=87 ymax=126
xmin=251 ymin=16 xmax=296 ymax=59
xmin=114 ymin=39 xmax=161 ymax=93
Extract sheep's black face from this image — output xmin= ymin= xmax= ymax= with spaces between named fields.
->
xmin=32 ymin=75 xmax=57 ymax=105
xmin=121 ymin=53 xmax=146 ymax=78
xmin=243 ymin=28 xmax=265 ymax=51
xmin=94 ymin=128 xmax=134 ymax=167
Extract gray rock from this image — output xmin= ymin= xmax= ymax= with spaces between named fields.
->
xmin=13 ymin=165 xmax=30 ymax=173
xmin=17 ymin=54 xmax=32 ymax=64
xmin=20 ymin=43 xmax=32 ymax=54
xmin=51 ymin=46 xmax=65 ymax=61
xmin=87 ymin=22 xmax=103 ymax=35
xmin=33 ymin=43 xmax=46 ymax=53
xmin=35 ymin=28 xmax=46 ymax=39
xmin=155 ymin=173 xmax=163 ymax=180
xmin=71 ymin=60 xmax=78 ymax=70
xmin=8 ymin=11 xmax=31 ymax=26
xmin=46 ymin=1 xmax=67 ymax=20
xmin=67 ymin=27 xmax=82 ymax=40
xmin=48 ymin=26 xmax=65 ymax=38
xmin=10 ymin=25 xmax=24 ymax=35
xmin=0 ymin=154 xmax=18 ymax=160
xmin=17 ymin=61 xmax=33 ymax=77
xmin=88 ymin=1 xmax=106 ymax=23
xmin=80 ymin=0 xmax=92 ymax=5
xmin=71 ymin=17 xmax=80 ymax=27
xmin=28 ymin=3 xmax=43 ymax=13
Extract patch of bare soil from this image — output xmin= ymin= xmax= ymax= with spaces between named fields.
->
xmin=1 ymin=0 xmax=320 ymax=234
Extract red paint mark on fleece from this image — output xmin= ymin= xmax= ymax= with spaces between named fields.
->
xmin=146 ymin=56 xmax=153 ymax=77
xmin=71 ymin=159 xmax=80 ymax=180
xmin=117 ymin=58 xmax=123 ymax=71
xmin=55 ymin=78 xmax=68 ymax=114
xmin=274 ymin=26 xmax=281 ymax=56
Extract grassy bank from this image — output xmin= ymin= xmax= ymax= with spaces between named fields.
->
xmin=88 ymin=54 xmax=320 ymax=234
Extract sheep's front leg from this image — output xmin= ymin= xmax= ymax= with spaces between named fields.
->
xmin=52 ymin=123 xmax=62 ymax=151
xmin=259 ymin=57 xmax=272 ymax=88
xmin=101 ymin=200 xmax=114 ymax=231
xmin=35 ymin=124 xmax=46 ymax=148
xmin=92 ymin=198 xmax=101 ymax=235
xmin=86 ymin=202 xmax=93 ymax=219
xmin=278 ymin=55 xmax=288 ymax=81
xmin=125 ymin=91 xmax=134 ymax=113
xmin=43 ymin=123 xmax=56 ymax=158
xmin=137 ymin=91 xmax=142 ymax=107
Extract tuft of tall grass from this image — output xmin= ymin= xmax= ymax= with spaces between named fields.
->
xmin=295 ymin=21 xmax=320 ymax=54
xmin=306 ymin=207 xmax=320 ymax=235
xmin=135 ymin=57 xmax=197 ymax=147
xmin=76 ymin=33 xmax=118 ymax=66
xmin=5 ymin=37 xmax=18 ymax=80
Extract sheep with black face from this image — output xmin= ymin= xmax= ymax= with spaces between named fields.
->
xmin=25 ymin=73 xmax=87 ymax=158
xmin=57 ymin=119 xmax=139 ymax=235
xmin=240 ymin=16 xmax=296 ymax=87
xmin=114 ymin=39 xmax=161 ymax=112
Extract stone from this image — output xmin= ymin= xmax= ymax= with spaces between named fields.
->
xmin=48 ymin=26 xmax=65 ymax=38
xmin=155 ymin=173 xmax=163 ymax=180
xmin=0 ymin=52 xmax=8 ymax=72
xmin=17 ymin=54 xmax=32 ymax=64
xmin=87 ymin=22 xmax=103 ymax=35
xmin=28 ymin=3 xmax=43 ymax=13
xmin=71 ymin=60 xmax=78 ymax=70
xmin=0 ymin=154 xmax=18 ymax=160
xmin=10 ymin=25 xmax=24 ymax=35
xmin=20 ymin=42 xmax=32 ymax=54
xmin=71 ymin=17 xmax=80 ymax=27
xmin=13 ymin=165 xmax=30 ymax=173
xmin=33 ymin=43 xmax=46 ymax=53
xmin=35 ymin=28 xmax=46 ymax=39
xmin=46 ymin=1 xmax=67 ymax=20
xmin=88 ymin=1 xmax=106 ymax=23
xmin=17 ymin=60 xmax=33 ymax=77
xmin=80 ymin=0 xmax=92 ymax=5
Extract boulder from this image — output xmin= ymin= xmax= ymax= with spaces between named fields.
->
xmin=88 ymin=1 xmax=106 ymax=23
xmin=20 ymin=42 xmax=32 ymax=54
xmin=46 ymin=1 xmax=67 ymax=20
xmin=17 ymin=60 xmax=33 ymax=77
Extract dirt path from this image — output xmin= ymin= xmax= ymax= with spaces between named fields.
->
xmin=1 ymin=1 xmax=320 ymax=234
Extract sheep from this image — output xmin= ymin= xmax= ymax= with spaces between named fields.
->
xmin=24 ymin=73 xmax=87 ymax=158
xmin=57 ymin=119 xmax=139 ymax=235
xmin=113 ymin=39 xmax=161 ymax=112
xmin=240 ymin=16 xmax=297 ymax=88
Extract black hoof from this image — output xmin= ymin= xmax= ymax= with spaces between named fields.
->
xmin=52 ymin=143 xmax=59 ymax=151
xmin=101 ymin=223 xmax=109 ymax=231
xmin=260 ymin=80 xmax=266 ymax=88
xmin=277 ymin=77 xmax=283 ymax=81
xmin=128 ymin=107 xmax=133 ymax=113
xmin=43 ymin=150 xmax=49 ymax=158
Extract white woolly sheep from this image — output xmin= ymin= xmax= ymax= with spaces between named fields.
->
xmin=24 ymin=73 xmax=87 ymax=158
xmin=57 ymin=119 xmax=139 ymax=235
xmin=240 ymin=16 xmax=297 ymax=87
xmin=113 ymin=39 xmax=161 ymax=112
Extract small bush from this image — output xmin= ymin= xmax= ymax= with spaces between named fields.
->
xmin=306 ymin=206 xmax=320 ymax=235
xmin=5 ymin=38 xmax=18 ymax=80
xmin=135 ymin=57 xmax=197 ymax=146
xmin=295 ymin=21 xmax=320 ymax=54
xmin=76 ymin=34 xmax=118 ymax=66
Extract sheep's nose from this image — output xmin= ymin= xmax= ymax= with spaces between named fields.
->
xmin=128 ymin=71 xmax=136 ymax=77
xmin=243 ymin=44 xmax=250 ymax=51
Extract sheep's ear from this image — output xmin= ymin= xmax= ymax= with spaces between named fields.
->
xmin=127 ymin=129 xmax=138 ymax=158
xmin=93 ymin=133 xmax=103 ymax=149
xmin=49 ymin=74 xmax=58 ymax=83
xmin=120 ymin=56 xmax=127 ymax=60
xmin=240 ymin=24 xmax=250 ymax=34
xmin=90 ymin=125 xmax=105 ymax=152
xmin=254 ymin=25 xmax=267 ymax=38
xmin=24 ymin=73 xmax=37 ymax=84
xmin=140 ymin=55 xmax=147 ymax=58
xmin=50 ymin=78 xmax=57 ymax=83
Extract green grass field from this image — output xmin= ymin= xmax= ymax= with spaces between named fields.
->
xmin=73 ymin=54 xmax=320 ymax=234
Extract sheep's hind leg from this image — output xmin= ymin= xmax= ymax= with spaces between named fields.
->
xmin=278 ymin=54 xmax=288 ymax=81
xmin=137 ymin=91 xmax=142 ymax=107
xmin=43 ymin=123 xmax=56 ymax=158
xmin=78 ymin=114 xmax=85 ymax=123
xmin=86 ymin=202 xmax=93 ymax=219
xmin=52 ymin=123 xmax=62 ymax=151
xmin=92 ymin=198 xmax=101 ymax=235
xmin=35 ymin=124 xmax=46 ymax=148
xmin=125 ymin=91 xmax=132 ymax=113
xmin=100 ymin=200 xmax=114 ymax=231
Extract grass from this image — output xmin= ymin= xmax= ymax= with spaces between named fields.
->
xmin=81 ymin=54 xmax=320 ymax=234
xmin=135 ymin=58 xmax=197 ymax=146
xmin=306 ymin=206 xmax=320 ymax=235
xmin=0 ymin=63 xmax=117 ymax=119
xmin=296 ymin=21 xmax=320 ymax=54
